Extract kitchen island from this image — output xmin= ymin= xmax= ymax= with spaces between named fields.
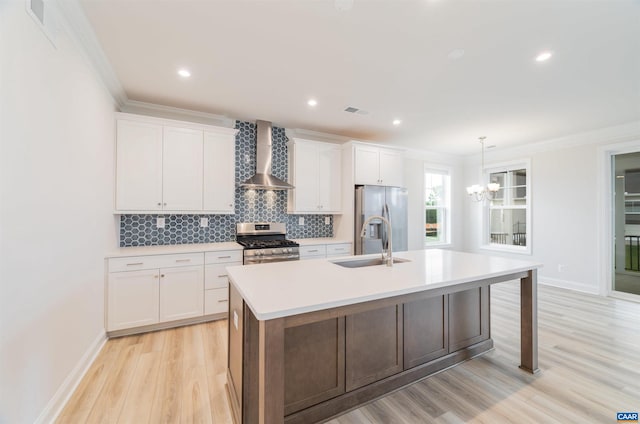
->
xmin=225 ymin=249 xmax=542 ymax=424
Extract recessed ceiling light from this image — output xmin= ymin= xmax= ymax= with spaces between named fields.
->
xmin=535 ymin=51 xmax=552 ymax=62
xmin=177 ymin=68 xmax=191 ymax=78
xmin=393 ymin=119 xmax=402 ymax=126
xmin=307 ymin=99 xmax=318 ymax=107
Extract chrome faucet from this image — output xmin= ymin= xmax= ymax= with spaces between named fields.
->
xmin=360 ymin=214 xmax=393 ymax=267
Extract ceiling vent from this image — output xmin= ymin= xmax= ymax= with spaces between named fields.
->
xmin=344 ymin=106 xmax=369 ymax=115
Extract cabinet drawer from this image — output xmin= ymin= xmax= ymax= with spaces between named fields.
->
xmin=205 ymin=288 xmax=228 ymax=315
xmin=205 ymin=250 xmax=243 ymax=264
xmin=327 ymin=243 xmax=351 ymax=256
xmin=205 ymin=262 xmax=241 ymax=289
xmin=300 ymin=245 xmax=327 ymax=258
xmin=109 ymin=253 xmax=203 ymax=272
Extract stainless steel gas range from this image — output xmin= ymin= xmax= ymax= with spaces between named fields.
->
xmin=236 ymin=223 xmax=300 ymax=265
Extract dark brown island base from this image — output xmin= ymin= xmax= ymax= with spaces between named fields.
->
xmin=224 ymin=249 xmax=541 ymax=424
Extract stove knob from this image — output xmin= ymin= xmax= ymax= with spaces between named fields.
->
xmin=272 ymin=249 xmax=277 ymax=254
xmin=287 ymin=248 xmax=292 ymax=253
xmin=256 ymin=250 xmax=263 ymax=256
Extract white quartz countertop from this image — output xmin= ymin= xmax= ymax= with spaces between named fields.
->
xmin=106 ymin=241 xmax=242 ymax=258
xmin=293 ymin=238 xmax=351 ymax=246
xmin=227 ymin=249 xmax=542 ymax=321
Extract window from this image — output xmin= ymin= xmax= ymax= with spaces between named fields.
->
xmin=425 ymin=167 xmax=450 ymax=246
xmin=484 ymin=161 xmax=531 ymax=253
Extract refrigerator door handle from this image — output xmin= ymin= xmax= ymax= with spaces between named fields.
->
xmin=382 ymin=203 xmax=391 ymax=251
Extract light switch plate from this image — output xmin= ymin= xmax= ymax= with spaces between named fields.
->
xmin=200 ymin=217 xmax=209 ymax=227
xmin=325 ymin=216 xmax=331 ymax=225
xmin=298 ymin=216 xmax=305 ymax=225
xmin=156 ymin=217 xmax=165 ymax=228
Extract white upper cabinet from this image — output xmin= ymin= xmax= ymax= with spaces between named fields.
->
xmin=115 ymin=120 xmax=163 ymax=211
xmin=203 ymin=131 xmax=236 ymax=213
xmin=288 ymin=139 xmax=342 ymax=214
xmin=378 ymin=149 xmax=404 ymax=187
xmin=162 ymin=126 xmax=203 ymax=211
xmin=114 ymin=113 xmax=237 ymax=214
xmin=354 ymin=144 xmax=404 ymax=187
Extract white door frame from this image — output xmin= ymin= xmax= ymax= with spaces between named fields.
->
xmin=598 ymin=139 xmax=640 ymax=301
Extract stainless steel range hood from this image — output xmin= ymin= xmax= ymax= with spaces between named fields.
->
xmin=240 ymin=120 xmax=294 ymax=190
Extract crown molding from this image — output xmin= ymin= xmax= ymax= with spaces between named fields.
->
xmin=121 ymin=100 xmax=235 ymax=128
xmin=55 ymin=0 xmax=127 ymax=106
xmin=285 ymin=128 xmax=352 ymax=144
xmin=463 ymin=120 xmax=640 ymax=164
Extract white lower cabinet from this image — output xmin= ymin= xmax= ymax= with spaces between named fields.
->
xmin=204 ymin=287 xmax=229 ymax=315
xmin=327 ymin=243 xmax=352 ymax=258
xmin=204 ymin=250 xmax=242 ymax=315
xmin=300 ymin=242 xmax=352 ymax=260
xmin=107 ymin=269 xmax=160 ymax=331
xmin=300 ymin=245 xmax=327 ymax=260
xmin=159 ymin=265 xmax=204 ymax=322
xmin=107 ymin=252 xmax=206 ymax=333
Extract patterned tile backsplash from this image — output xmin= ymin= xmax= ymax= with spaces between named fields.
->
xmin=119 ymin=121 xmax=334 ymax=247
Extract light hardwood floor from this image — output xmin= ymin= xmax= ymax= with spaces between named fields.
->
xmin=57 ymin=282 xmax=640 ymax=423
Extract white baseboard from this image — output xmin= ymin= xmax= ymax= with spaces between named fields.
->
xmin=539 ymin=276 xmax=600 ymax=295
xmin=34 ymin=331 xmax=107 ymax=424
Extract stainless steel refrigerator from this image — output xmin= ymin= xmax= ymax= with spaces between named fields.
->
xmin=355 ymin=185 xmax=408 ymax=255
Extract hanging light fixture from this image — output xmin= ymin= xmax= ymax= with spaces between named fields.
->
xmin=466 ymin=136 xmax=500 ymax=202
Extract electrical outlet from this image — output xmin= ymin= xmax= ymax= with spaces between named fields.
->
xmin=298 ymin=216 xmax=305 ymax=225
xmin=156 ymin=217 xmax=165 ymax=229
xmin=200 ymin=217 xmax=209 ymax=227
xmin=325 ymin=216 xmax=331 ymax=225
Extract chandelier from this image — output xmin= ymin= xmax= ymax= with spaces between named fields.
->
xmin=466 ymin=136 xmax=500 ymax=202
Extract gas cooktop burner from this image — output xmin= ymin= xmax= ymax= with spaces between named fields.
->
xmin=237 ymin=239 xmax=299 ymax=249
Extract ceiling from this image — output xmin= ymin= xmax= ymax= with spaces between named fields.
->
xmin=79 ymin=0 xmax=640 ymax=155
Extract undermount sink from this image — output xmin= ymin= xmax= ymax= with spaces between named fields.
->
xmin=331 ymin=257 xmax=411 ymax=268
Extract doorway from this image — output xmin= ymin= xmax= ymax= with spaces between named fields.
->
xmin=613 ymin=152 xmax=640 ymax=296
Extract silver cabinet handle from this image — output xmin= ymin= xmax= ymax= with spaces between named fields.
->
xmin=217 ymin=299 xmax=228 ymax=303
xmin=176 ymin=259 xmax=191 ymax=263
xmin=308 ymin=249 xmax=318 ymax=253
xmin=218 ymin=255 xmax=231 ymax=259
xmin=334 ymin=248 xmax=345 ymax=251
xmin=163 ymin=202 xmax=167 ymax=206
xmin=217 ymin=274 xmax=228 ymax=278
xmin=126 ymin=262 xmax=144 ymax=266
xmin=157 ymin=202 xmax=161 ymax=206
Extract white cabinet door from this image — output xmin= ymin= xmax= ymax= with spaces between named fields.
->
xmin=107 ymin=270 xmax=159 ymax=331
xmin=354 ymin=146 xmax=381 ymax=185
xmin=159 ymin=265 xmax=204 ymax=322
xmin=203 ymin=131 xmax=236 ymax=213
xmin=293 ymin=142 xmax=320 ymax=211
xmin=318 ymin=145 xmax=342 ymax=212
xmin=162 ymin=126 xmax=203 ymax=211
xmin=115 ymin=120 xmax=163 ymax=211
xmin=379 ymin=149 xmax=404 ymax=187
